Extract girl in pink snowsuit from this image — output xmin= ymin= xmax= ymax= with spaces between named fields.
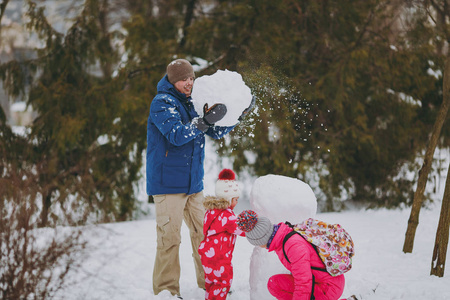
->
xmin=198 ymin=169 xmax=245 ymax=300
xmin=237 ymin=210 xmax=346 ymax=300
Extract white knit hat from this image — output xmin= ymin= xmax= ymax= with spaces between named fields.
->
xmin=215 ymin=169 xmax=241 ymax=201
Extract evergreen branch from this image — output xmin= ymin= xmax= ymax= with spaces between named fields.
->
xmin=126 ymin=67 xmax=150 ymax=79
xmin=196 ymin=53 xmax=227 ymax=73
xmin=425 ymin=1 xmax=438 ymax=26
xmin=428 ymin=0 xmax=450 ymax=43
xmin=126 ymin=53 xmax=227 ymax=80
xmin=123 ymin=53 xmax=227 ymax=90
xmin=346 ymin=8 xmax=375 ymax=54
xmin=25 ymin=0 xmax=63 ymax=43
xmin=429 ymin=0 xmax=444 ymax=16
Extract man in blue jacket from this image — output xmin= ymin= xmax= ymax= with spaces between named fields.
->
xmin=147 ymin=59 xmax=252 ymax=298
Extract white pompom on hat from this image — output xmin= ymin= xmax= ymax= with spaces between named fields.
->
xmin=215 ymin=169 xmax=241 ymax=201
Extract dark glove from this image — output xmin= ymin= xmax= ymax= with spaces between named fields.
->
xmin=238 ymin=95 xmax=256 ymax=121
xmin=194 ymin=103 xmax=227 ymax=132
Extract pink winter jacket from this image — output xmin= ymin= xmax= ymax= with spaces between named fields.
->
xmin=268 ymin=223 xmax=345 ymax=300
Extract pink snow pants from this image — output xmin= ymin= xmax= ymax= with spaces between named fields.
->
xmin=202 ymin=259 xmax=233 ymax=300
xmin=267 ymin=274 xmax=345 ymax=300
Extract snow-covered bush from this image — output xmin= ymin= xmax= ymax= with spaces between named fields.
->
xmin=0 ymin=175 xmax=88 ymax=300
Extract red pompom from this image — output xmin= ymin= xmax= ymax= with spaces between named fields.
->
xmin=218 ymin=168 xmax=236 ymax=180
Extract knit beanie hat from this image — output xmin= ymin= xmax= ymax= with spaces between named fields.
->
xmin=215 ymin=169 xmax=241 ymax=201
xmin=166 ymin=59 xmax=195 ymax=84
xmin=237 ymin=210 xmax=274 ymax=246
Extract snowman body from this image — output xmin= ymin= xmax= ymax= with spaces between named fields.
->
xmin=249 ymin=175 xmax=317 ymax=299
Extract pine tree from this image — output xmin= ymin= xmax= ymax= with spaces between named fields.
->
xmin=1 ymin=0 xmax=448 ymax=223
xmin=185 ymin=0 xmax=446 ymax=209
xmin=0 ymin=0 xmax=148 ymax=226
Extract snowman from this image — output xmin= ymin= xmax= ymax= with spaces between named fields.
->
xmin=191 ymin=69 xmax=254 ymax=126
xmin=248 ymin=174 xmax=317 ymax=300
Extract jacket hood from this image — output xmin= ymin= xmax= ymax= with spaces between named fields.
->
xmin=203 ymin=196 xmax=230 ymax=210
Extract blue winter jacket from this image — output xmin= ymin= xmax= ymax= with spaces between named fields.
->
xmin=146 ymin=75 xmax=235 ymax=196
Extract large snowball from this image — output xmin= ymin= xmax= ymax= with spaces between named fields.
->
xmin=250 ymin=174 xmax=317 ymax=226
xmin=191 ymin=70 xmax=253 ymax=126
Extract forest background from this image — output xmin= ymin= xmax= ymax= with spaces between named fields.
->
xmin=2 ymin=0 xmax=449 ymax=225
xmin=1 ymin=0 xmax=450 ymax=298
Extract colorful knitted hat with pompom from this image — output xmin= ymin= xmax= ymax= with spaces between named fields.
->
xmin=237 ymin=210 xmax=273 ymax=246
xmin=236 ymin=210 xmax=258 ymax=232
xmin=215 ymin=169 xmax=240 ymax=201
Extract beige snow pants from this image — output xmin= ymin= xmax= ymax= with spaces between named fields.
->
xmin=152 ymin=192 xmax=205 ymax=296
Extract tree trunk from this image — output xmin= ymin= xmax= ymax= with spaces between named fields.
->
xmin=178 ymin=0 xmax=196 ymax=50
xmin=98 ymin=0 xmax=112 ymax=78
xmin=0 ymin=0 xmax=10 ymax=49
xmin=0 ymin=0 xmax=10 ymax=25
xmin=430 ymin=162 xmax=450 ymax=277
xmin=39 ymin=191 xmax=52 ymax=228
xmin=403 ymin=53 xmax=450 ymax=253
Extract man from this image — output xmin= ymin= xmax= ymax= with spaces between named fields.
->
xmin=147 ymin=59 xmax=253 ymax=298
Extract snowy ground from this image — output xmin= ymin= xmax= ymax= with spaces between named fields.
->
xmin=55 ymin=201 xmax=449 ymax=300
xmin=5 ymin=128 xmax=446 ymax=300
xmin=49 ymin=136 xmax=450 ymax=300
